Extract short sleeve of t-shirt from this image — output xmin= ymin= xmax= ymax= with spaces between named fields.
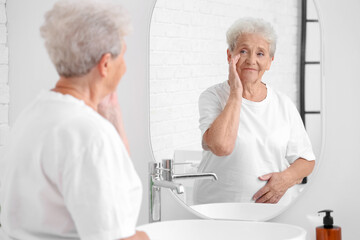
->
xmin=285 ymin=100 xmax=316 ymax=163
xmin=61 ymin=132 xmax=141 ymax=240
xmin=198 ymin=90 xmax=223 ymax=150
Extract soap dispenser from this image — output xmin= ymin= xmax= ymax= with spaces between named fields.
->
xmin=316 ymin=210 xmax=341 ymax=240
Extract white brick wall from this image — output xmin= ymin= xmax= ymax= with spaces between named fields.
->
xmin=0 ymin=0 xmax=8 ymax=151
xmin=150 ymin=0 xmax=301 ymax=162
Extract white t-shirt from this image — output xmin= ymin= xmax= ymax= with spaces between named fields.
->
xmin=0 ymin=91 xmax=142 ymax=240
xmin=193 ymin=81 xmax=315 ymax=205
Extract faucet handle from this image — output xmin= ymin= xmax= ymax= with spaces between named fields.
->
xmin=162 ymin=159 xmax=173 ymax=170
xmin=161 ymin=159 xmax=174 ymax=181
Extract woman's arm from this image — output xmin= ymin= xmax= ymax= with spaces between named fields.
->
xmin=121 ymin=231 xmax=150 ymax=240
xmin=282 ymin=158 xmax=315 ymax=185
xmin=253 ymin=158 xmax=315 ymax=204
xmin=203 ymin=54 xmax=243 ymax=156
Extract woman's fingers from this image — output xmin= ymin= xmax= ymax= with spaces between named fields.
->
xmin=99 ymin=92 xmax=118 ymax=106
xmin=255 ymin=192 xmax=274 ymax=203
xmin=228 ymin=54 xmax=242 ymax=91
xmin=254 ymin=172 xmax=289 ymax=204
xmin=229 ymin=54 xmax=240 ymax=73
xmin=107 ymin=91 xmax=119 ymax=105
xmin=259 ymin=173 xmax=273 ymax=181
xmin=254 ymin=185 xmax=284 ymax=204
xmin=253 ymin=186 xmax=269 ymax=202
xmin=98 ymin=91 xmax=122 ymax=121
xmin=232 ymin=54 xmax=241 ymax=65
xmin=98 ymin=92 xmax=121 ymax=114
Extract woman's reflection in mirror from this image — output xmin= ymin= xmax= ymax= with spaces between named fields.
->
xmin=194 ymin=18 xmax=315 ymax=205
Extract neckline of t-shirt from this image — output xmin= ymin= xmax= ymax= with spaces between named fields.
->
xmin=223 ymin=80 xmax=271 ymax=107
xmin=39 ymin=90 xmax=97 ymax=112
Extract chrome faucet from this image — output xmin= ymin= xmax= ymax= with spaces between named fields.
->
xmin=162 ymin=159 xmax=218 ymax=181
xmin=149 ymin=159 xmax=218 ymax=223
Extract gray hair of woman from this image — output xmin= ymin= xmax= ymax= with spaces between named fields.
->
xmin=226 ymin=17 xmax=277 ymax=57
xmin=40 ymin=0 xmax=131 ymax=78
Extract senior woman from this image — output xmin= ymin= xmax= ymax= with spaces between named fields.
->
xmin=193 ymin=18 xmax=315 ymax=205
xmin=0 ymin=1 xmax=149 ymax=240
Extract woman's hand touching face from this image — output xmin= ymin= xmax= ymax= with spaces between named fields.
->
xmin=97 ymin=92 xmax=131 ymax=154
xmin=228 ymin=53 xmax=243 ymax=94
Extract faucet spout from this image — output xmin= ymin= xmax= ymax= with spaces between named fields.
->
xmin=173 ymin=172 xmax=218 ymax=181
xmin=153 ymin=179 xmax=184 ymax=194
xmin=149 ymin=159 xmax=217 ymax=223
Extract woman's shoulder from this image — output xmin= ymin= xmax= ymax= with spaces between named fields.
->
xmin=33 ymin=91 xmax=117 ymax=141
xmin=267 ymin=85 xmax=296 ymax=106
xmin=200 ymin=81 xmax=229 ymax=103
xmin=202 ymin=81 xmax=228 ymax=94
xmin=267 ymin=86 xmax=301 ymax=121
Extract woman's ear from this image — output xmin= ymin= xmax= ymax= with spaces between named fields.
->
xmin=227 ymin=49 xmax=232 ymax=64
xmin=97 ymin=53 xmax=112 ymax=78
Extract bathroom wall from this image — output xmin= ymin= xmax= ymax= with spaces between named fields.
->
xmin=4 ymin=0 xmax=360 ymax=239
xmin=0 ymin=0 xmax=8 ymax=156
xmin=272 ymin=1 xmax=360 ymax=239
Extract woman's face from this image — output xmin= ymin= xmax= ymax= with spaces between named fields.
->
xmin=227 ymin=33 xmax=273 ymax=84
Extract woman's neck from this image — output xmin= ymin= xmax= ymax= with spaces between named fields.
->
xmin=242 ymin=81 xmax=267 ymax=102
xmin=52 ymin=74 xmax=103 ymax=111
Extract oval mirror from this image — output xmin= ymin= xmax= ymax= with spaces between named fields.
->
xmin=149 ymin=0 xmax=323 ymax=221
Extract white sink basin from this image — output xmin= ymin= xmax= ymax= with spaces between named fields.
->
xmin=191 ymin=202 xmax=286 ymax=221
xmin=137 ymin=219 xmax=306 ymax=240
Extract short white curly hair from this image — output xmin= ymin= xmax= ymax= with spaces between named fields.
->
xmin=40 ymin=0 xmax=132 ymax=77
xmin=226 ymin=17 xmax=277 ymax=57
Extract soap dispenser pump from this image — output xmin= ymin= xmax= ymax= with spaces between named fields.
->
xmin=316 ymin=210 xmax=341 ymax=240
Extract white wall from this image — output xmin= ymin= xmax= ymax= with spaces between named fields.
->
xmin=4 ymin=0 xmax=360 ymax=239
xmin=0 ymin=0 xmax=8 ymax=154
xmin=272 ymin=1 xmax=360 ymax=239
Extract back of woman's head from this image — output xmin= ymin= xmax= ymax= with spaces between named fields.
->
xmin=226 ymin=17 xmax=277 ymax=57
xmin=40 ymin=0 xmax=131 ymax=78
